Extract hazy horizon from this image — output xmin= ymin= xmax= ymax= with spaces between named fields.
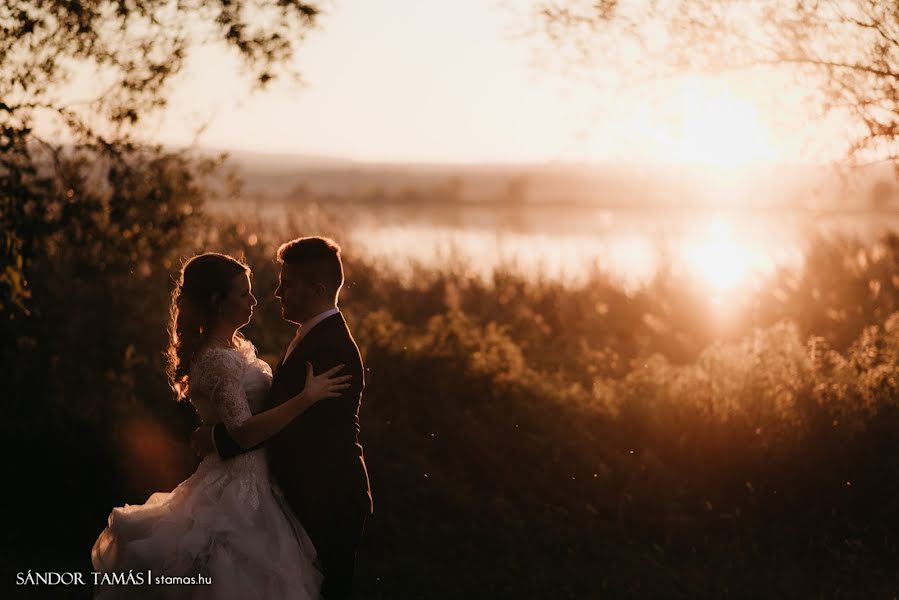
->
xmin=43 ymin=0 xmax=853 ymax=168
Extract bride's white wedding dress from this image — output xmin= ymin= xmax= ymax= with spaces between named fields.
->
xmin=92 ymin=339 xmax=321 ymax=599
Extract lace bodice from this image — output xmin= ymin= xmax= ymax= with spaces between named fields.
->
xmin=186 ymin=338 xmax=274 ymax=510
xmin=92 ymin=337 xmax=321 ymax=598
xmin=189 ymin=338 xmax=272 ymax=427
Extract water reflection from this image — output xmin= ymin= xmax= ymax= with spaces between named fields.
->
xmin=351 ymin=224 xmax=658 ymax=287
xmin=678 ymin=217 xmax=775 ymax=293
xmin=221 ymin=199 xmax=898 ymax=293
xmin=347 ymin=209 xmax=815 ymax=294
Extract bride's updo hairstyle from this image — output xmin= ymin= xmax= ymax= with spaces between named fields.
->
xmin=166 ymin=253 xmax=249 ymax=400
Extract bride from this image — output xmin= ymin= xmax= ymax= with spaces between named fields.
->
xmin=92 ymin=253 xmax=350 ymax=598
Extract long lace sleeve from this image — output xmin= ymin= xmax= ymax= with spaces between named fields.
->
xmin=196 ymin=348 xmax=251 ymax=430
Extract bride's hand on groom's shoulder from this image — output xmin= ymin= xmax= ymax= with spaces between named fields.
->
xmin=190 ymin=425 xmax=215 ymax=457
xmin=302 ymin=362 xmax=352 ymax=404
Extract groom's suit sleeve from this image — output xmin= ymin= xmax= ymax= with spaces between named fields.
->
xmin=312 ymin=338 xmax=372 ymax=515
xmin=311 ymin=343 xmax=364 ymax=428
xmin=213 ymin=421 xmax=261 ymax=459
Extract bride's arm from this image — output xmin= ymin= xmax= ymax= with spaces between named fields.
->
xmin=226 ymin=391 xmax=311 ymax=449
xmin=212 ymin=360 xmax=350 ymax=450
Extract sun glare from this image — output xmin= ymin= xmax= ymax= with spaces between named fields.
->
xmin=675 ymin=80 xmax=773 ymax=167
xmin=626 ymin=76 xmax=780 ymax=169
xmin=679 ymin=217 xmax=763 ymax=294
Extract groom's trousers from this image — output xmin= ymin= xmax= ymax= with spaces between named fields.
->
xmin=313 ymin=504 xmax=367 ymax=600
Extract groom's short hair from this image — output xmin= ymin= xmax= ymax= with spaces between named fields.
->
xmin=277 ymin=236 xmax=344 ymax=296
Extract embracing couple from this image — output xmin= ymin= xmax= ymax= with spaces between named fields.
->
xmin=92 ymin=237 xmax=373 ymax=599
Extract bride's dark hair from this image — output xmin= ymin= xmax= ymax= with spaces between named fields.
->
xmin=166 ymin=253 xmax=249 ymax=400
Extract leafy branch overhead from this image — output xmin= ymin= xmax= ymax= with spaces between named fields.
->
xmin=537 ymin=0 xmax=899 ymax=167
xmin=0 ymin=0 xmax=320 ymax=317
xmin=1 ymin=0 xmax=319 ymax=132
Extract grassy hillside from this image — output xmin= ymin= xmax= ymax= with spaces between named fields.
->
xmin=6 ymin=206 xmax=899 ymax=598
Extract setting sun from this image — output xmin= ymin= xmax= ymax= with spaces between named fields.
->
xmin=679 ymin=217 xmax=771 ymax=293
xmin=631 ymin=76 xmax=779 ymax=168
xmin=565 ymin=71 xmax=805 ymax=171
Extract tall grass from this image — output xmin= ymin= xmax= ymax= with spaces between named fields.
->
xmin=6 ymin=205 xmax=899 ymax=598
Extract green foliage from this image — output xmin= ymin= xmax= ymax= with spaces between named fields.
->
xmin=2 ymin=5 xmax=323 ymax=580
xmin=9 ymin=194 xmax=899 ymax=596
xmin=136 ymin=216 xmax=899 ymax=596
xmin=1 ymin=0 xmax=321 ymax=331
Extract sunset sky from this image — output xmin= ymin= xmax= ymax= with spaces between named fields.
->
xmin=107 ymin=0 xmax=850 ymax=165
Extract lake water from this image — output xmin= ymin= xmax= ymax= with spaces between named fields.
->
xmin=218 ymin=200 xmax=899 ymax=292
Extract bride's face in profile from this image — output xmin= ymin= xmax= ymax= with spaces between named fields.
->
xmin=221 ymin=272 xmax=257 ymax=329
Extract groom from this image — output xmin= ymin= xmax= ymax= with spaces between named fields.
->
xmin=194 ymin=236 xmax=372 ymax=599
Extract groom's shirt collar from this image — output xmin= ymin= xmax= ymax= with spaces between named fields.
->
xmin=298 ymin=306 xmax=340 ymax=338
xmin=283 ymin=306 xmax=340 ymax=364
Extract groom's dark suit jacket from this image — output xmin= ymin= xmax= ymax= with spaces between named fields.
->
xmin=214 ymin=313 xmax=372 ymax=551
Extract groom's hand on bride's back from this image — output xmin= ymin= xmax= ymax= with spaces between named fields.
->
xmin=190 ymin=425 xmax=215 ymax=457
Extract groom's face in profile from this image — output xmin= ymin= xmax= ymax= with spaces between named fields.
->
xmin=275 ymin=262 xmax=315 ymax=325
